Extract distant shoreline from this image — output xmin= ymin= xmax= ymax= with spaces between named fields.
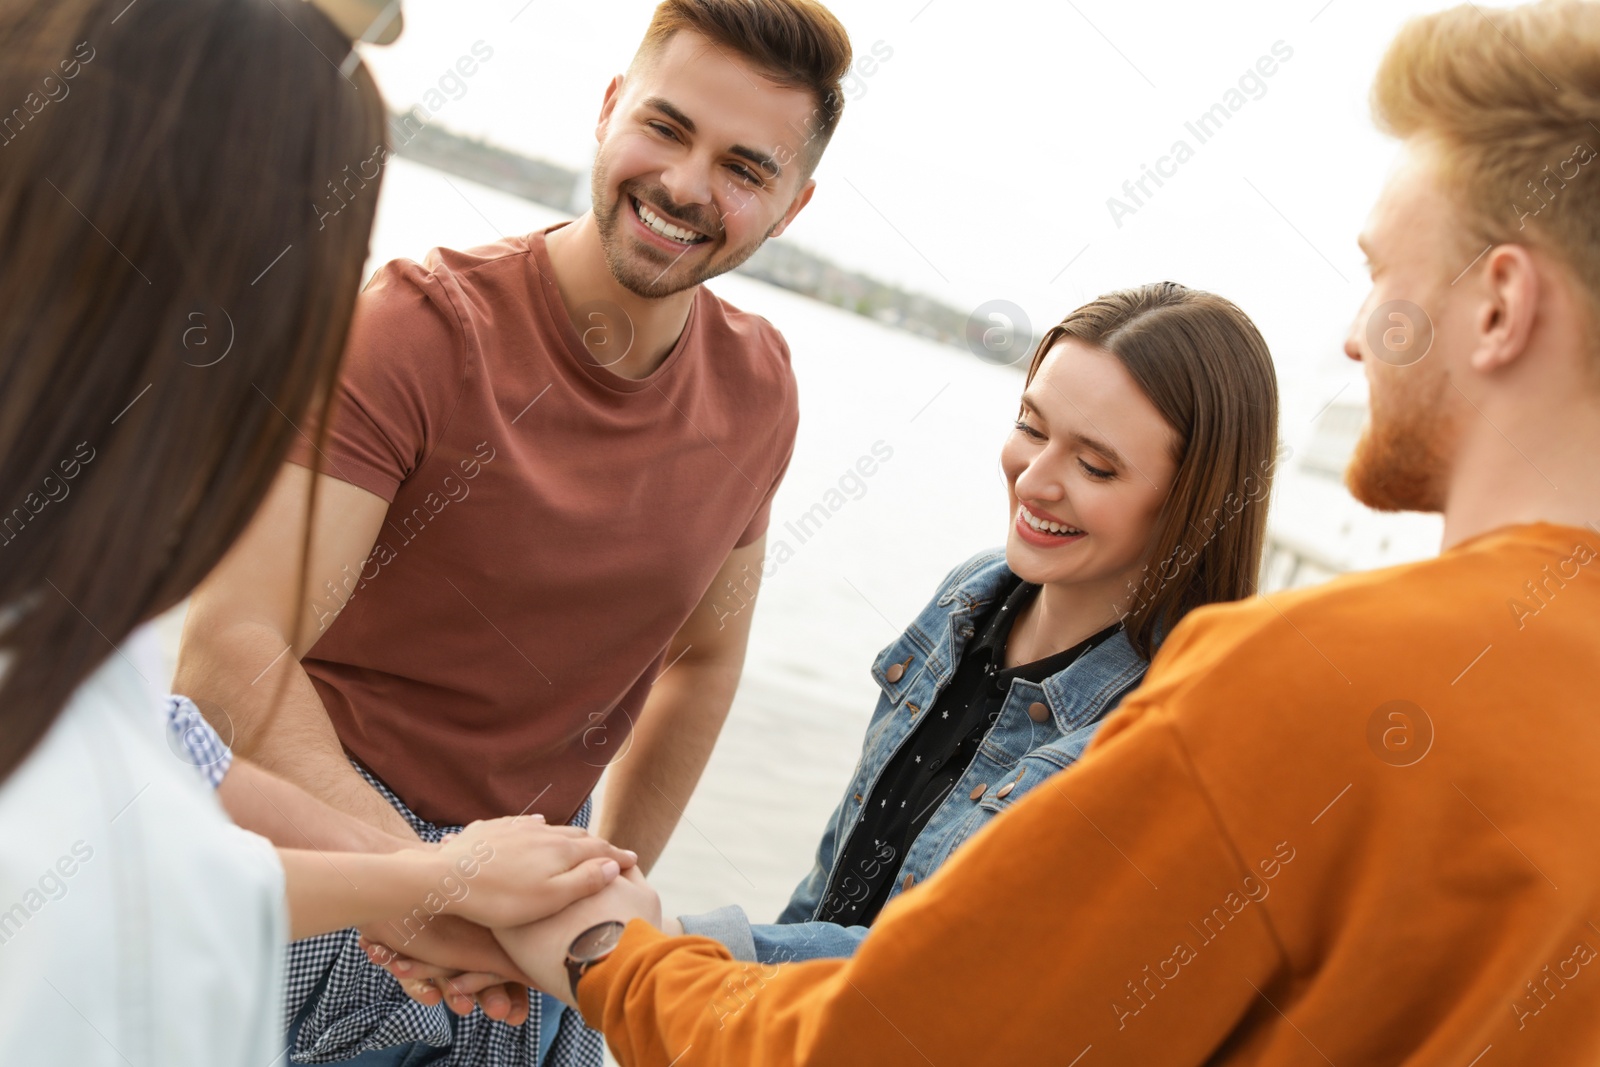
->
xmin=385 ymin=108 xmax=1029 ymax=361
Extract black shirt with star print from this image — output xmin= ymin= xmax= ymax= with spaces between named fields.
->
xmin=815 ymin=575 xmax=1120 ymax=927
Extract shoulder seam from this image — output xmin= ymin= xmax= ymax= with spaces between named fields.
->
xmin=1160 ymin=707 xmax=1296 ymax=969
xmin=403 ymin=260 xmax=475 ymax=479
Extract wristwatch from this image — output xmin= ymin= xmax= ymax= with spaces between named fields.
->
xmin=565 ymin=920 xmax=628 ymax=1001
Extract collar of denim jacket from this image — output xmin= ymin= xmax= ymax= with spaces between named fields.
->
xmin=934 ymin=549 xmax=1012 ymax=612
xmin=934 ymin=550 xmax=1149 ymax=733
xmin=1035 ymin=628 xmax=1147 ymax=732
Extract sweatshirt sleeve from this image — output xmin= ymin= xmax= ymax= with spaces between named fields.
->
xmin=578 ymin=698 xmax=1286 ymax=1067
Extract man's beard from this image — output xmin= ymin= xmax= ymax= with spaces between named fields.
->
xmin=591 ymin=170 xmax=769 ymax=299
xmin=1345 ymin=374 xmax=1453 ymax=513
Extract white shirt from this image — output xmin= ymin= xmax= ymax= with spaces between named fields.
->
xmin=0 ymin=624 xmax=286 ymax=1064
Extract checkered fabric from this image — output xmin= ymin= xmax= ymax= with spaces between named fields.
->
xmin=163 ymin=695 xmax=233 ymax=787
xmin=283 ymin=768 xmax=602 ymax=1067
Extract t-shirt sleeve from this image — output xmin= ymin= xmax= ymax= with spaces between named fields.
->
xmin=735 ymin=433 xmax=794 ymax=548
xmin=578 ymin=695 xmax=1282 ymax=1066
xmin=734 ymin=336 xmax=798 ymax=548
xmin=285 ymin=257 xmax=465 ymax=502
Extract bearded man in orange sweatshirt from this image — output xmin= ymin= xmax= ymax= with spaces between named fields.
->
xmin=402 ymin=3 xmax=1600 ymax=1062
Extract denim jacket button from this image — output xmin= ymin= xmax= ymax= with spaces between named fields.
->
xmin=996 ymin=781 xmax=1017 ymax=799
xmin=968 ymin=784 xmax=987 ymax=801
xmin=886 ymin=657 xmax=910 ymax=683
xmin=1027 ymin=701 xmax=1050 ymax=723
xmin=902 ymin=873 xmax=915 ymax=891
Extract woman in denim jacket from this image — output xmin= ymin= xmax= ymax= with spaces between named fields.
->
xmin=672 ymin=281 xmax=1282 ymax=965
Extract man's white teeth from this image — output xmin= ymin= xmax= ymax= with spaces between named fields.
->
xmin=1020 ymin=505 xmax=1082 ymax=536
xmin=635 ymin=198 xmax=706 ymax=245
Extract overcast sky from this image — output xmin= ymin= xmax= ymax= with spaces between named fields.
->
xmin=354 ymin=0 xmax=1460 ymax=391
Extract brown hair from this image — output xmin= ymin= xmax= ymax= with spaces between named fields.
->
xmin=1024 ymin=283 xmax=1281 ymax=661
xmin=0 ymin=0 xmax=386 ymax=780
xmin=1373 ymin=1 xmax=1600 ymax=327
xmin=635 ymin=0 xmax=853 ymax=172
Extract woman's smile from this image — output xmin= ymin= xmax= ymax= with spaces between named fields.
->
xmin=1015 ymin=503 xmax=1087 ymax=548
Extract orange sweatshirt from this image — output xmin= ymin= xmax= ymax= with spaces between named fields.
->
xmin=580 ymin=522 xmax=1600 ymax=1065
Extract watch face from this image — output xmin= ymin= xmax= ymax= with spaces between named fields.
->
xmin=570 ymin=920 xmax=627 ymax=964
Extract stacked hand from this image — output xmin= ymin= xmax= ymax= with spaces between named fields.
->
xmin=365 ymin=858 xmax=664 ymax=1018
xmin=494 ymin=864 xmax=663 ymax=1010
xmin=356 ymin=816 xmax=641 ymax=1023
xmin=362 ymin=915 xmax=535 ymax=1022
xmin=433 ymin=816 xmax=638 ymax=927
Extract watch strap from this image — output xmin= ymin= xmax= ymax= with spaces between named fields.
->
xmin=565 ymin=955 xmax=588 ymax=1002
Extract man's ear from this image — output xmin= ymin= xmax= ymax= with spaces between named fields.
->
xmin=1470 ymin=243 xmax=1539 ymax=373
xmin=767 ymin=179 xmax=817 ymax=240
xmin=596 ymin=74 xmax=626 ymax=144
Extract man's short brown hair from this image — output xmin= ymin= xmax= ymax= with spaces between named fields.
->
xmin=1374 ymin=1 xmax=1600 ymax=322
xmin=635 ymin=0 xmax=853 ymax=174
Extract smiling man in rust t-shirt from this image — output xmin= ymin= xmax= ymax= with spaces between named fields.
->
xmin=286 ymin=223 xmax=797 ymax=831
xmin=173 ymin=3 xmax=856 ymax=1064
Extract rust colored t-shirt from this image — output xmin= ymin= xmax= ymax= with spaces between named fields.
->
xmin=287 ymin=226 xmax=797 ymax=826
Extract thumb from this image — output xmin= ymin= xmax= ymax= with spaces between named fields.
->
xmin=540 ymin=856 xmax=622 ymax=913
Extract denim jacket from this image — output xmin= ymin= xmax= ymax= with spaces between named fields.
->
xmin=679 ymin=549 xmax=1149 ymax=964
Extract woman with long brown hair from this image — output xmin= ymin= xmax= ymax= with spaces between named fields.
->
xmin=0 ymin=1 xmax=631 ymax=1062
xmin=658 ymin=282 xmax=1284 ymax=958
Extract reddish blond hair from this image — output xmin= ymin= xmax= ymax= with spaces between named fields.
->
xmin=1374 ymin=2 xmax=1600 ymax=320
xmin=635 ymin=0 xmax=852 ymax=171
